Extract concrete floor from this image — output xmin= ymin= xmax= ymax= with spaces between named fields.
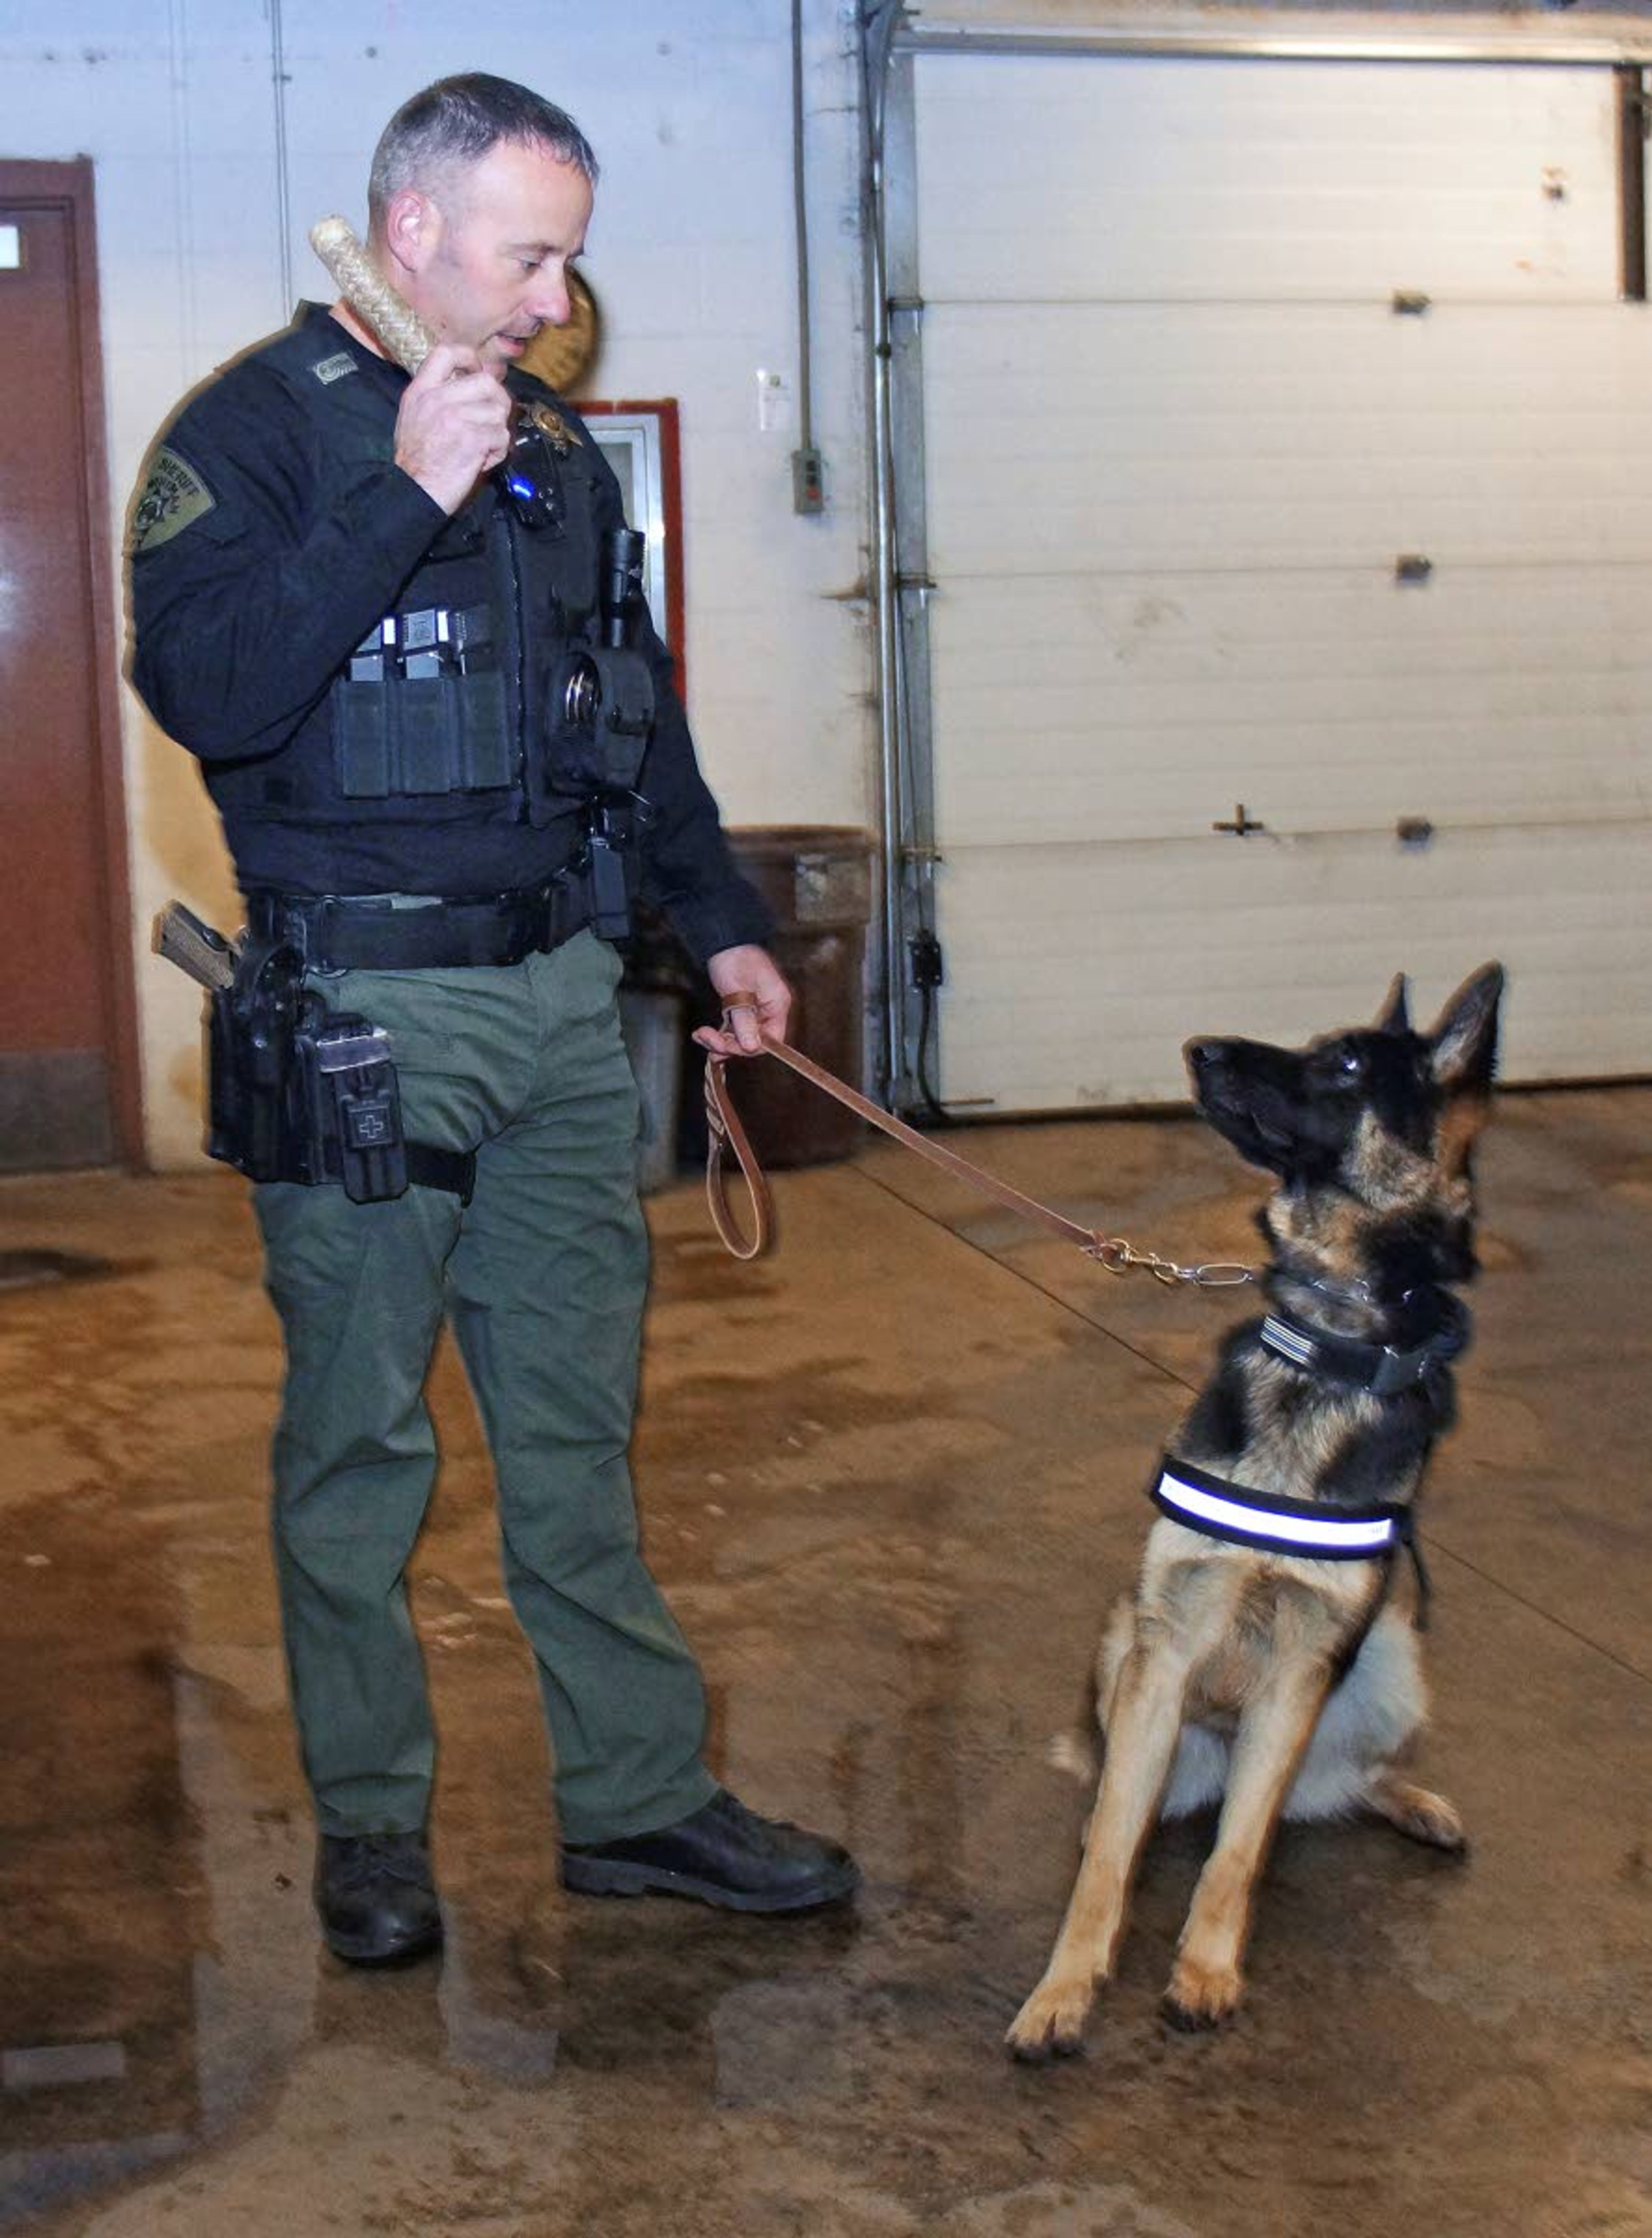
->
xmin=0 ymin=1089 xmax=1647 ymax=2237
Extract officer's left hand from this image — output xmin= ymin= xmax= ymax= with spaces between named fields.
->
xmin=695 ymin=946 xmax=792 ymax=1058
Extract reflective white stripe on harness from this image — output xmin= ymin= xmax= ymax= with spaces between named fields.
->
xmin=1153 ymin=1464 xmax=1403 ymax=1556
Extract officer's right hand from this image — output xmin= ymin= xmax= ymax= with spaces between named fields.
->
xmin=394 ymin=343 xmax=513 ymax=515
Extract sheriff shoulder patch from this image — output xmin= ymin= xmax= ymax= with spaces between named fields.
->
xmin=132 ymin=447 xmax=216 ymax=553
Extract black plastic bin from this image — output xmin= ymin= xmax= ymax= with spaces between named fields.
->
xmin=719 ymin=826 xmax=875 ymax=1169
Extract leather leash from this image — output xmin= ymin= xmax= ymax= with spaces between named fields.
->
xmin=701 ymin=997 xmax=1256 ymax=1288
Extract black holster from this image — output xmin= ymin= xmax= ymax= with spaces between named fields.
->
xmin=207 ymin=940 xmax=466 ymax=1203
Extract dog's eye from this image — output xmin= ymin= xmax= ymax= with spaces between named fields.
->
xmin=1337 ymin=1046 xmax=1365 ymax=1079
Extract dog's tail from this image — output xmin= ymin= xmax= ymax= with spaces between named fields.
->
xmin=1046 ymin=1728 xmax=1097 ymax=1785
xmin=1045 ymin=1653 xmax=1103 ymax=1787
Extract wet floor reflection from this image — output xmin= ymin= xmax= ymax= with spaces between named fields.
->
xmin=0 ymin=1502 xmax=201 ymax=2218
xmin=0 ymin=1250 xmax=118 ymax=1293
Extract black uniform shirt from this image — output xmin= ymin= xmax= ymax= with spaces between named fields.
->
xmin=129 ymin=304 xmax=770 ymax=966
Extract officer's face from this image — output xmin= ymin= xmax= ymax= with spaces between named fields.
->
xmin=405 ymin=139 xmax=593 ymax=377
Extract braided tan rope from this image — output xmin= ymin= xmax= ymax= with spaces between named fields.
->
xmin=308 ymin=216 xmax=435 ymax=375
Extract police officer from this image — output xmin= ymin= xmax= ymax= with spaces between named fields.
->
xmin=129 ymin=73 xmax=857 ymax=1963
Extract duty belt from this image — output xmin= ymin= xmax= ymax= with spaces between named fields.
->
xmin=247 ymin=881 xmax=590 ymax=972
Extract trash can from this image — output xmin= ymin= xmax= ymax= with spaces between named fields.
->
xmin=719 ymin=826 xmax=875 ymax=1169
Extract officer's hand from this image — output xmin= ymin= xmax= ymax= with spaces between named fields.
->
xmin=695 ymin=946 xmax=792 ymax=1058
xmin=394 ymin=343 xmax=513 ymax=514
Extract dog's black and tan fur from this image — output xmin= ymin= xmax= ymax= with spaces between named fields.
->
xmin=1007 ymin=964 xmax=1504 ymax=2058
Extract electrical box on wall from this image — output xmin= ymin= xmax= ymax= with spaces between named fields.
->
xmin=791 ymin=445 xmax=825 ymax=514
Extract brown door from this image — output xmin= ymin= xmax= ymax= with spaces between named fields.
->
xmin=0 ymin=159 xmax=137 ymax=1171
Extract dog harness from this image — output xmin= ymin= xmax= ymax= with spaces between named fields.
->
xmin=1150 ymin=1454 xmax=1432 ymax=1680
xmin=1152 ymin=1456 xmax=1416 ymax=1564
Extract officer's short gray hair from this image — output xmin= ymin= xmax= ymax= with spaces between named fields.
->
xmin=369 ymin=73 xmax=598 ymax=225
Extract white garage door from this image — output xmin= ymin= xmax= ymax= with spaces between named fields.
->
xmin=892 ymin=48 xmax=1652 ymax=1108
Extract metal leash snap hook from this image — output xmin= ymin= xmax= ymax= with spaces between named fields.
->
xmin=1097 ymin=1237 xmax=1179 ymax=1284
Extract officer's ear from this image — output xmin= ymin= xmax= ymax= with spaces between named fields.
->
xmin=382 ymin=187 xmax=440 ymax=280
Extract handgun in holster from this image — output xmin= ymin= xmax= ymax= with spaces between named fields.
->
xmin=208 ymin=937 xmax=409 ymax=1202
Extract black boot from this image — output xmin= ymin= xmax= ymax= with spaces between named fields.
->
xmin=315 ymin=1831 xmax=444 ymax=1965
xmin=561 ymin=1788 xmax=859 ymax=1913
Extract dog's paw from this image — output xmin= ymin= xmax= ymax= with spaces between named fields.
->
xmin=1369 ymin=1773 xmax=1468 ymax=1854
xmin=1398 ymin=1788 xmax=1467 ymax=1854
xmin=1162 ymin=1953 xmax=1243 ymax=2031
xmin=1005 ymin=1977 xmax=1094 ymax=2063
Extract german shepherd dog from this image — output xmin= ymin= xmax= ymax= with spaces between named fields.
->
xmin=1006 ymin=963 xmax=1504 ymax=2058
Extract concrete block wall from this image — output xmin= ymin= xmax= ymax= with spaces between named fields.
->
xmin=0 ymin=0 xmax=875 ymax=1166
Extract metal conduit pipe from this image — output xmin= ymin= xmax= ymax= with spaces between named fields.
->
xmin=269 ymin=0 xmax=295 ymax=315
xmin=792 ymin=0 xmax=815 ymax=455
xmin=859 ymin=1 xmax=908 ymax=1102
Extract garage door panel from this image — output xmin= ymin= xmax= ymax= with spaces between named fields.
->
xmin=928 ymin=571 xmax=1652 ymax=844
xmin=900 ymin=49 xmax=1649 ymax=1103
xmin=915 ymin=56 xmax=1617 ymax=303
xmin=931 ymin=830 xmax=1652 ymax=1109
xmin=922 ymin=306 xmax=1652 ymax=575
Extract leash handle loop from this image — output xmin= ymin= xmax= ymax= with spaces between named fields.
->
xmin=702 ymin=998 xmax=773 ymax=1259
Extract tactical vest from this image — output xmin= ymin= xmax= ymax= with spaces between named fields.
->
xmin=203 ymin=318 xmax=620 ymax=844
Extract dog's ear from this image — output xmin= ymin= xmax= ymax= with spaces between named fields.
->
xmin=1373 ymin=974 xmax=1410 ymax=1034
xmin=1428 ymin=963 xmax=1504 ymax=1096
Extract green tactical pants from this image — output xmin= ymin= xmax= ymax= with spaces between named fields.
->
xmin=253 ymin=930 xmax=717 ymax=1844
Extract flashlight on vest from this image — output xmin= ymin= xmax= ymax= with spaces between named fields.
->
xmin=601 ymin=529 xmax=646 ymax=647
